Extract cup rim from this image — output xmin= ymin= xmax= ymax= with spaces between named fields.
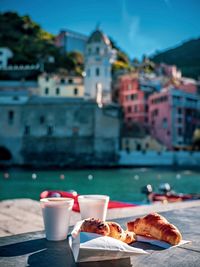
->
xmin=78 ymin=194 xmax=109 ymax=200
xmin=40 ymin=197 xmax=74 ymax=203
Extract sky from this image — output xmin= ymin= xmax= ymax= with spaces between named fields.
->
xmin=0 ymin=0 xmax=200 ymax=59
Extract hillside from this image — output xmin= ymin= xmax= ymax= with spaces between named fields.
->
xmin=0 ymin=12 xmax=84 ymax=76
xmin=151 ymin=38 xmax=200 ymax=79
xmin=0 ymin=12 xmax=130 ymax=78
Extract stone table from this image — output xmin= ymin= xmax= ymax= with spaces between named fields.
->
xmin=0 ymin=206 xmax=200 ymax=267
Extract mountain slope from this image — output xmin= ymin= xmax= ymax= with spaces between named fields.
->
xmin=151 ymin=38 xmax=200 ymax=79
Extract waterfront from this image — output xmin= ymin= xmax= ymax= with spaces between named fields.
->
xmin=0 ymin=168 xmax=200 ymax=203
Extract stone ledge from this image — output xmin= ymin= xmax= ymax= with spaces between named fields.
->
xmin=0 ymin=198 xmax=200 ymax=237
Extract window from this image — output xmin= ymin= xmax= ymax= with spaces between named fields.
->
xmin=68 ymin=79 xmax=73 ymax=84
xmin=45 ymin=88 xmax=49 ymax=95
xmin=74 ymin=88 xmax=78 ymax=95
xmin=178 ymin=127 xmax=183 ymax=136
xmin=162 ymin=118 xmax=168 ymax=129
xmin=131 ymin=94 xmax=138 ymax=100
xmin=39 ymin=116 xmax=45 ymax=124
xmin=177 ymin=117 xmax=182 ymax=123
xmin=178 ymin=108 xmax=182 ymax=114
xmin=126 ymin=95 xmax=131 ymax=100
xmin=45 ymin=76 xmax=49 ymax=81
xmin=152 ymin=109 xmax=158 ymax=116
xmin=134 ymin=106 xmax=138 ymax=113
xmin=96 ymin=68 xmax=100 ymax=76
xmin=60 ymin=78 xmax=65 ymax=84
xmin=136 ymin=143 xmax=141 ymax=151
xmin=13 ymin=96 xmax=19 ymax=101
xmin=96 ymin=47 xmax=100 ymax=54
xmin=8 ymin=110 xmax=14 ymax=124
xmin=128 ymin=84 xmax=132 ymax=90
xmin=56 ymin=88 xmax=60 ymax=95
xmin=24 ymin=125 xmax=30 ymax=136
xmin=47 ymin=126 xmax=53 ymax=136
xmin=127 ymin=106 xmax=132 ymax=113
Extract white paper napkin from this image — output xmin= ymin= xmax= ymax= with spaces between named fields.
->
xmin=69 ymin=221 xmax=191 ymax=262
xmin=136 ymin=235 xmax=191 ymax=249
xmin=69 ymin=221 xmax=148 ymax=262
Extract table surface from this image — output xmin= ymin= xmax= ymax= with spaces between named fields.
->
xmin=0 ymin=206 xmax=200 ymax=267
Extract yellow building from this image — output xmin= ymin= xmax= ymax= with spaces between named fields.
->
xmin=121 ymin=122 xmax=166 ymax=152
xmin=122 ymin=135 xmax=165 ymax=152
xmin=38 ymin=74 xmax=84 ymax=98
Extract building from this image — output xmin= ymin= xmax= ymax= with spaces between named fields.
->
xmin=55 ymin=30 xmax=87 ymax=54
xmin=155 ymin=64 xmax=182 ymax=80
xmin=0 ymin=98 xmax=120 ymax=167
xmin=38 ymin=74 xmax=84 ymax=98
xmin=148 ymin=87 xmax=200 ymax=150
xmin=121 ymin=122 xmax=165 ymax=152
xmin=84 ymin=29 xmax=116 ymax=105
xmin=0 ymin=48 xmax=13 ymax=68
xmin=118 ymin=73 xmax=154 ymax=126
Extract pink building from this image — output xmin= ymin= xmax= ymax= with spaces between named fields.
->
xmin=118 ymin=74 xmax=152 ymax=126
xmin=176 ymin=78 xmax=197 ymax=94
xmin=149 ymin=87 xmax=200 ymax=150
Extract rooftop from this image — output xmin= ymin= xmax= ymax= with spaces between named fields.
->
xmin=87 ymin=30 xmax=110 ymax=45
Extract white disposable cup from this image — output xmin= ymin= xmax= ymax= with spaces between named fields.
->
xmin=40 ymin=197 xmax=74 ymax=241
xmin=78 ymin=195 xmax=109 ymax=221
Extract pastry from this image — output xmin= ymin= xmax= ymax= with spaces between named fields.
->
xmin=127 ymin=212 xmax=182 ymax=245
xmin=80 ymin=218 xmax=136 ymax=244
xmin=80 ymin=218 xmax=110 ymax=236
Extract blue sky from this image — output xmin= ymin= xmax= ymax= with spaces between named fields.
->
xmin=0 ymin=0 xmax=200 ymax=59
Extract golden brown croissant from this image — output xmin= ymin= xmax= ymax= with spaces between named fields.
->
xmin=107 ymin=221 xmax=124 ymax=240
xmin=127 ymin=212 xmax=182 ymax=245
xmin=80 ymin=218 xmax=110 ymax=236
xmin=80 ymin=218 xmax=136 ymax=244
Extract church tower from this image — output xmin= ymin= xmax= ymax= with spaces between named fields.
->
xmin=84 ymin=29 xmax=116 ymax=105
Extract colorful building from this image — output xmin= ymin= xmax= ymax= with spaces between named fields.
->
xmin=148 ymin=87 xmax=200 ymax=150
xmin=55 ymin=30 xmax=87 ymax=54
xmin=38 ymin=74 xmax=84 ymax=98
xmin=118 ymin=73 xmax=154 ymax=126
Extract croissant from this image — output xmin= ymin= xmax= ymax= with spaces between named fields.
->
xmin=80 ymin=218 xmax=136 ymax=244
xmin=127 ymin=213 xmax=182 ymax=245
xmin=80 ymin=218 xmax=110 ymax=236
xmin=107 ymin=221 xmax=136 ymax=244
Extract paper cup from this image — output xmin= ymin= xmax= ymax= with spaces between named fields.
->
xmin=40 ymin=197 xmax=74 ymax=241
xmin=78 ymin=195 xmax=109 ymax=221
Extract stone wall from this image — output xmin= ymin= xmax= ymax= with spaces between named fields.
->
xmin=0 ymin=98 xmax=120 ymax=167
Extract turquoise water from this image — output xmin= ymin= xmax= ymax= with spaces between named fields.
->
xmin=0 ymin=168 xmax=200 ymax=203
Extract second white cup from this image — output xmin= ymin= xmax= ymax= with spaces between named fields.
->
xmin=78 ymin=194 xmax=109 ymax=221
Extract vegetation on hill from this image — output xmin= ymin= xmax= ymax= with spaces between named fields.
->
xmin=109 ymin=38 xmax=132 ymax=74
xmin=2 ymin=12 xmax=198 ymax=80
xmin=0 ymin=12 xmax=83 ymax=76
xmin=151 ymin=38 xmax=200 ymax=79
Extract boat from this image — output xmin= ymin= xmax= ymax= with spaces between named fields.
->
xmin=141 ymin=183 xmax=200 ymax=203
xmin=40 ymin=190 xmax=138 ymax=212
